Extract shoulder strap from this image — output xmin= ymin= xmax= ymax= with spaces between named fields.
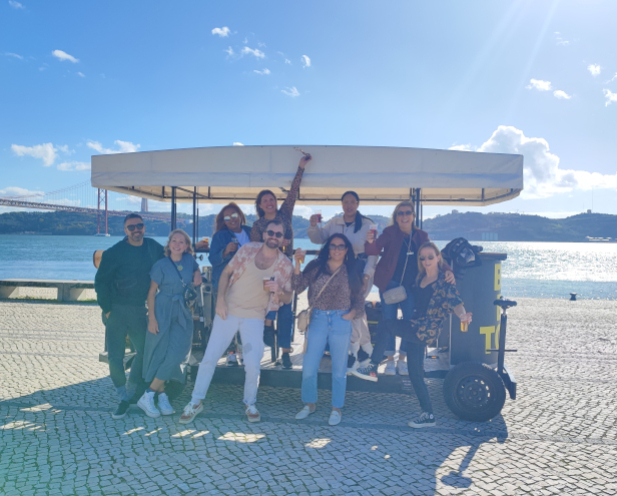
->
xmin=167 ymin=257 xmax=188 ymax=288
xmin=399 ymin=236 xmax=412 ymax=285
xmin=308 ymin=266 xmax=342 ymax=311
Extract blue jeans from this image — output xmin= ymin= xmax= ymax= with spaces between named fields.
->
xmin=274 ymin=302 xmax=294 ymax=350
xmin=301 ymin=310 xmax=353 ymax=408
xmin=379 ymin=280 xmax=415 ymax=357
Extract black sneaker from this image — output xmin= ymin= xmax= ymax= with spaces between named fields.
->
xmin=282 ymin=352 xmax=292 ymax=369
xmin=347 ymin=354 xmax=356 ymax=369
xmin=408 ymin=412 xmax=436 ymax=428
xmin=351 ymin=363 xmax=378 ymax=382
xmin=112 ymin=400 xmax=130 ymax=420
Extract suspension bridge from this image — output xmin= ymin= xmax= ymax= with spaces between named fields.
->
xmin=0 ymin=181 xmax=176 ymax=234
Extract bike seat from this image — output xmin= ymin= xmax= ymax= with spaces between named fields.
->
xmin=494 ymin=299 xmax=517 ymax=309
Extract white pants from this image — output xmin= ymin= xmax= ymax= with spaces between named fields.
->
xmin=350 ymin=273 xmax=374 ymax=358
xmin=191 ymin=314 xmax=265 ymax=406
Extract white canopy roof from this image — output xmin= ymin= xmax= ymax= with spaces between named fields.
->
xmin=91 ymin=145 xmax=523 ymax=206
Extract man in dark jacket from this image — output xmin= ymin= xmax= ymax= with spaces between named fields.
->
xmin=94 ymin=213 xmax=164 ymax=419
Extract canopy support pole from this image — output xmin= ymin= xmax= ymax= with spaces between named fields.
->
xmin=412 ymin=188 xmax=423 ymax=229
xmin=192 ymin=187 xmax=197 ymax=246
xmin=171 ymin=187 xmax=177 ymax=231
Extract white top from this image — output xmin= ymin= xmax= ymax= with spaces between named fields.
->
xmin=91 ymin=145 xmax=523 ymax=206
xmin=306 ymin=215 xmax=377 ymax=278
xmin=233 ymin=230 xmax=250 ymax=246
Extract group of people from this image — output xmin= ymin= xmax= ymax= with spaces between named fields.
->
xmin=94 ymin=151 xmax=472 ymax=429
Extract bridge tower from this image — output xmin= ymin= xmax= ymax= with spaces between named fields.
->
xmin=97 ymin=189 xmax=108 ymax=235
xmin=140 ymin=198 xmax=148 ymax=212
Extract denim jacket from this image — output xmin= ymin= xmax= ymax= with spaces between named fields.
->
xmin=208 ymin=225 xmax=252 ymax=289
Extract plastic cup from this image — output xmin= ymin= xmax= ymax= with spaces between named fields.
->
xmin=298 ymin=252 xmax=306 ymax=264
xmin=460 ymin=322 xmax=468 ymax=332
xmin=263 ymin=277 xmax=273 ymax=291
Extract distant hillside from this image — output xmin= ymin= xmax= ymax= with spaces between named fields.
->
xmin=423 ymin=212 xmax=617 ymax=242
xmin=1 ymin=210 xmax=615 ymax=242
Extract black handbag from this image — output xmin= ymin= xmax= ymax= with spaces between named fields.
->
xmin=168 ymin=257 xmax=198 ymax=308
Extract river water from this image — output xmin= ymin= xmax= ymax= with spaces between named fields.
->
xmin=1 ymin=235 xmax=616 ymax=300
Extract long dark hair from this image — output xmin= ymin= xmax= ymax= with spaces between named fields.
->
xmin=303 ymin=233 xmax=362 ymax=295
xmin=341 ymin=190 xmax=372 ymax=234
xmin=214 ymin=202 xmax=246 ymax=233
xmin=255 ymin=189 xmax=276 ymax=218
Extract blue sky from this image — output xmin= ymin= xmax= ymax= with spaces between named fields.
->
xmin=2 ymin=0 xmax=616 ymax=220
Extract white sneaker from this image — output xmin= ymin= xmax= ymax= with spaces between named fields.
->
xmin=179 ymin=401 xmax=203 ymax=425
xmin=137 ymin=392 xmax=161 ymax=418
xmin=397 ymin=360 xmax=409 ymax=376
xmin=384 ymin=360 xmax=396 ymax=376
xmin=245 ymin=404 xmax=261 ymax=423
xmin=157 ymin=392 xmax=175 ymax=415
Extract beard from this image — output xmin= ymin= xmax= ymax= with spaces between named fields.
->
xmin=265 ymin=238 xmax=280 ymax=249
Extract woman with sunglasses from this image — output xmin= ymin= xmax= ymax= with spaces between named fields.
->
xmin=209 ymin=203 xmax=252 ymax=365
xmin=307 ymin=191 xmax=377 ymax=373
xmin=292 ymin=234 xmax=364 ymax=426
xmin=362 ymin=201 xmax=454 ymax=377
xmin=354 ymin=242 xmax=471 ymax=428
xmin=250 ymin=151 xmax=312 ymax=369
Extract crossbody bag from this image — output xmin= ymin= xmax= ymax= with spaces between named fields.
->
xmin=382 ymin=236 xmax=413 ymax=305
xmin=296 ymin=266 xmax=342 ymax=333
xmin=168 ymin=257 xmax=198 ymax=308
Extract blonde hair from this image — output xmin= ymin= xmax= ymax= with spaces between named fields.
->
xmin=416 ymin=241 xmax=445 ymax=283
xmin=164 ymin=229 xmax=194 ymax=257
xmin=390 ymin=201 xmax=416 ymax=226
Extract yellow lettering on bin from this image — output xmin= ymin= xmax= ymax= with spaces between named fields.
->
xmin=494 ymin=263 xmax=501 ymax=291
xmin=480 ymin=326 xmax=495 ymax=354
xmin=494 ymin=323 xmax=500 ymax=351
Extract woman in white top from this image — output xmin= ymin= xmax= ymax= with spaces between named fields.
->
xmin=306 ymin=191 xmax=376 ymax=371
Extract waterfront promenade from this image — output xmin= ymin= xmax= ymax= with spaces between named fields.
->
xmin=0 ymin=298 xmax=616 ymax=495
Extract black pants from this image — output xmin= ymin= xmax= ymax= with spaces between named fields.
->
xmin=105 ymin=304 xmax=147 ymax=392
xmin=371 ymin=320 xmax=433 ymax=413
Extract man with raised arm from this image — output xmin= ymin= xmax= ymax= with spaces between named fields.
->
xmin=94 ymin=213 xmax=164 ymax=420
xmin=179 ymin=219 xmax=293 ymax=424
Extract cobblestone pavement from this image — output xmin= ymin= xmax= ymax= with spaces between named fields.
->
xmin=1 ymin=298 xmax=616 ymax=495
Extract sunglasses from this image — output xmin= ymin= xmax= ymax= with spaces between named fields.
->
xmin=266 ymin=230 xmax=284 ymax=238
xmin=397 ymin=210 xmax=414 ymax=217
xmin=329 ymin=243 xmax=347 ymax=251
xmin=126 ymin=223 xmax=145 ymax=231
xmin=419 ymin=255 xmax=436 ymax=261
xmin=224 ymin=212 xmax=240 ymax=222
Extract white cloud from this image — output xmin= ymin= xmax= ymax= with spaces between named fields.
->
xmin=526 ymin=79 xmax=552 ymax=91
xmin=11 ymin=143 xmax=57 ymax=166
xmin=285 ymin=59 xmax=291 ymax=64
xmin=233 ymin=142 xmax=244 ymax=146
xmin=56 ymin=144 xmax=73 ymax=154
xmin=475 ymin=125 xmax=617 ymax=198
xmin=281 ymin=86 xmax=300 ymax=97
xmin=554 ymin=32 xmax=569 ymax=46
xmin=253 ymin=68 xmax=270 ymax=75
xmin=0 ymin=186 xmax=43 ymax=198
xmin=301 ymin=55 xmax=311 ymax=68
xmin=8 ymin=1 xmax=24 ymax=9
xmin=603 ymin=89 xmax=617 ymax=107
xmin=225 ymin=46 xmax=234 ymax=57
xmin=52 ymin=49 xmax=79 ymax=63
xmin=448 ymin=144 xmax=472 ymax=151
xmin=606 ymin=73 xmax=617 ymax=84
xmin=87 ymin=140 xmax=140 ymax=154
xmin=553 ymin=90 xmax=572 ymax=100
xmin=77 ymin=72 xmax=85 ymax=77
xmin=5 ymin=52 xmax=23 ymax=59
xmin=211 ymin=27 xmax=230 ymax=37
xmin=241 ymin=47 xmax=265 ymax=59
xmin=258 ymin=42 xmax=266 ymax=48
xmin=587 ymin=64 xmax=601 ymax=77
xmin=57 ymin=161 xmax=90 ymax=171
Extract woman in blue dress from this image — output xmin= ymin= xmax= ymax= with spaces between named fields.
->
xmin=137 ymin=229 xmax=201 ymax=418
xmin=208 ymin=202 xmax=252 ymax=365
